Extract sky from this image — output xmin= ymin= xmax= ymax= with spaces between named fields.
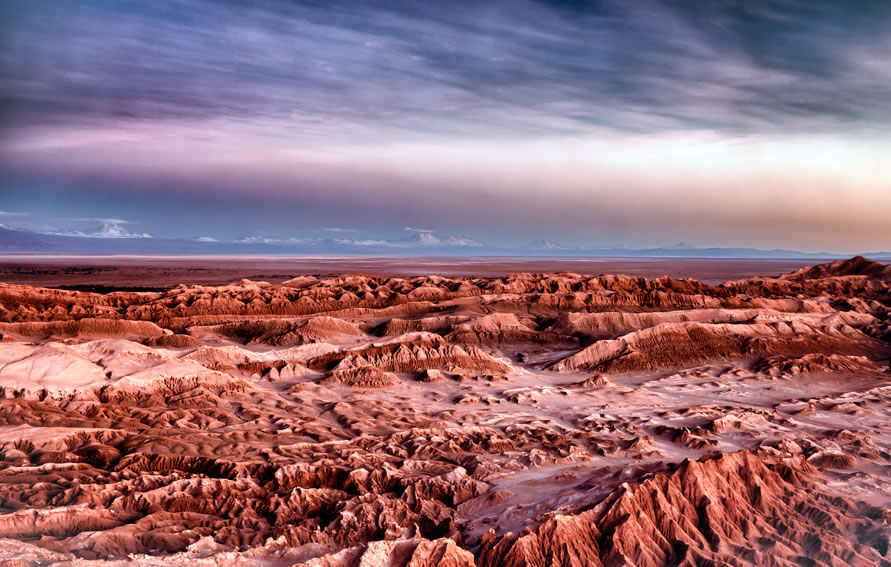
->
xmin=1 ymin=0 xmax=890 ymax=252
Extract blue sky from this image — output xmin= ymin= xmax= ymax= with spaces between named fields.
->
xmin=1 ymin=0 xmax=890 ymax=251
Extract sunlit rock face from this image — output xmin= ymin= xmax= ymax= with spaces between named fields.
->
xmin=0 ymin=257 xmax=889 ymax=566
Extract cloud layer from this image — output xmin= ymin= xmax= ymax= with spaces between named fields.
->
xmin=1 ymin=1 xmax=890 ymax=251
xmin=3 ymin=1 xmax=890 ymax=137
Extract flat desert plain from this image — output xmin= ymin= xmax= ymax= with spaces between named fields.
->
xmin=0 ymin=256 xmax=824 ymax=287
xmin=0 ymin=256 xmax=888 ymax=566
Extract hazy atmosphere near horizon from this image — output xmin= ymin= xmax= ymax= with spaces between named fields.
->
xmin=1 ymin=0 xmax=890 ymax=254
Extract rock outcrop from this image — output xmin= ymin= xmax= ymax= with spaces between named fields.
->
xmin=477 ymin=451 xmax=890 ymax=567
xmin=0 ymin=257 xmax=888 ymax=565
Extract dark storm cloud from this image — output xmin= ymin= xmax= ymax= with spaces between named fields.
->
xmin=2 ymin=0 xmax=890 ymax=138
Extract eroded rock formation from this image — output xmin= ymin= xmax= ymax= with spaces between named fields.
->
xmin=0 ymin=257 xmax=888 ymax=565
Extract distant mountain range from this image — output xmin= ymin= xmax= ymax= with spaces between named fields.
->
xmin=0 ymin=226 xmax=888 ymax=259
xmin=525 ymin=239 xmax=567 ymax=250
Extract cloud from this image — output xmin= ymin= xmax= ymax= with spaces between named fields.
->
xmin=232 ymin=230 xmax=485 ymax=248
xmin=234 ymin=235 xmax=319 ymax=245
xmin=321 ymin=227 xmax=359 ymax=233
xmin=2 ymin=0 xmax=889 ymax=142
xmin=48 ymin=218 xmax=153 ymax=239
xmin=0 ymin=211 xmax=28 ymax=216
xmin=195 ymin=236 xmax=217 ymax=242
xmin=398 ymin=230 xmax=484 ymax=247
xmin=2 ymin=2 xmax=890 ymax=253
xmin=332 ymin=238 xmax=392 ymax=246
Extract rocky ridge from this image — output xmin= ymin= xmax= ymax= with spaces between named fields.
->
xmin=0 ymin=257 xmax=888 ymax=565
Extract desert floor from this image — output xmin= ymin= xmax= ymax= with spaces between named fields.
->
xmin=0 ymin=256 xmax=888 ymax=566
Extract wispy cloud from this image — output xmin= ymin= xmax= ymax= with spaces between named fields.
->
xmin=234 ymin=235 xmax=319 ymax=245
xmin=2 ymin=1 xmax=889 ymax=142
xmin=332 ymin=238 xmax=392 ymax=247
